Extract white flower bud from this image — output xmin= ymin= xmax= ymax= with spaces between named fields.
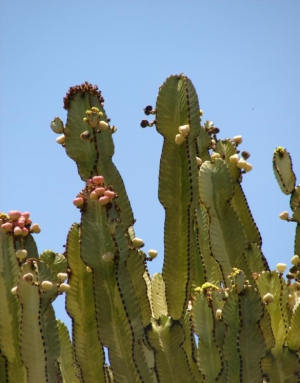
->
xmin=216 ymin=309 xmax=223 ymax=320
xmin=148 ymin=249 xmax=158 ymax=259
xmin=102 ymin=252 xmax=114 ymax=262
xmin=196 ymin=157 xmax=202 ymax=166
xmin=178 ymin=124 xmax=190 ymax=136
xmin=233 ymin=135 xmax=243 ymax=145
xmin=132 ymin=237 xmax=144 ymax=248
xmin=11 ymin=286 xmax=18 ymax=295
xmin=243 ymin=162 xmax=253 ymax=172
xmin=57 ymin=273 xmax=68 ymax=282
xmin=42 ymin=281 xmax=53 ymax=291
xmin=291 ymin=255 xmax=300 ymax=266
xmin=175 ymin=134 xmax=185 ymax=145
xmin=237 ymin=159 xmax=247 ymax=169
xmin=16 ymin=249 xmax=27 ymax=260
xmin=276 ymin=263 xmax=287 ymax=273
xmin=229 ymin=154 xmax=239 ymax=163
xmin=279 ymin=211 xmax=289 ymax=220
xmin=86 ymin=266 xmax=92 ymax=273
xmin=263 ymin=293 xmax=274 ymax=304
xmin=56 ymin=135 xmax=65 ymax=144
xmin=99 ymin=121 xmax=109 ymax=131
xmin=59 ymin=283 xmax=71 ymax=293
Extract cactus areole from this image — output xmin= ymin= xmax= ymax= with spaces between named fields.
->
xmin=0 ymin=75 xmax=300 ymax=382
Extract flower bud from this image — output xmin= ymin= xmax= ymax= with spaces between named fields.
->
xmin=16 ymin=249 xmax=27 ymax=259
xmin=237 ymin=159 xmax=247 ymax=169
xmin=90 ymin=191 xmax=98 ymax=200
xmin=31 ymin=224 xmax=41 ymax=234
xmin=42 ymin=281 xmax=53 ymax=291
xmin=233 ymin=135 xmax=243 ymax=145
xmin=98 ymin=196 xmax=110 ymax=205
xmin=148 ymin=249 xmax=158 ymax=259
xmin=178 ymin=124 xmax=190 ymax=136
xmin=56 ymin=135 xmax=65 ymax=145
xmin=11 ymin=286 xmax=18 ymax=295
xmin=211 ymin=152 xmax=221 ymax=161
xmin=9 ymin=210 xmax=21 ymax=220
xmin=17 ymin=218 xmax=25 ymax=228
xmin=196 ymin=157 xmax=202 ymax=166
xmin=229 ymin=154 xmax=239 ymax=163
xmin=175 ymin=134 xmax=185 ymax=145
xmin=92 ymin=175 xmax=105 ymax=184
xmin=216 ymin=309 xmax=223 ymax=320
xmin=291 ymin=255 xmax=300 ymax=266
xmin=22 ymin=228 xmax=29 ymax=237
xmin=14 ymin=227 xmax=23 ymax=236
xmin=263 ymin=293 xmax=274 ymax=304
xmin=132 ymin=237 xmax=144 ymax=248
xmin=73 ymin=197 xmax=84 ymax=207
xmin=243 ymin=162 xmax=253 ymax=172
xmin=86 ymin=266 xmax=92 ymax=273
xmin=57 ymin=273 xmax=68 ymax=282
xmin=1 ymin=222 xmax=12 ymax=232
xmin=104 ymin=190 xmax=116 ymax=200
xmin=99 ymin=121 xmax=109 ymax=131
xmin=276 ymin=263 xmax=287 ymax=273
xmin=59 ymin=283 xmax=71 ymax=293
xmin=102 ymin=252 xmax=114 ymax=262
xmin=95 ymin=187 xmax=105 ymax=196
xmin=279 ymin=211 xmax=289 ymax=220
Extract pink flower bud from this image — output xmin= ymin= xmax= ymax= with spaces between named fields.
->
xmin=17 ymin=219 xmax=26 ymax=228
xmin=104 ymin=190 xmax=116 ymax=199
xmin=14 ymin=226 xmax=23 ymax=236
xmin=31 ymin=224 xmax=41 ymax=234
xmin=92 ymin=175 xmax=105 ymax=184
xmin=27 ymin=218 xmax=32 ymax=225
xmin=9 ymin=210 xmax=21 ymax=220
xmin=73 ymin=197 xmax=84 ymax=207
xmin=1 ymin=222 xmax=12 ymax=232
xmin=95 ymin=187 xmax=105 ymax=196
xmin=22 ymin=228 xmax=29 ymax=236
xmin=86 ymin=179 xmax=93 ymax=185
xmin=21 ymin=212 xmax=30 ymax=221
xmin=98 ymin=196 xmax=110 ymax=205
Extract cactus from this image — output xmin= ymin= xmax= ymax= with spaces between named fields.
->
xmin=1 ymin=75 xmax=300 ymax=383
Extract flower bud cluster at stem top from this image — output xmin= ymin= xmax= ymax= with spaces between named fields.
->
xmin=0 ymin=210 xmax=41 ymax=237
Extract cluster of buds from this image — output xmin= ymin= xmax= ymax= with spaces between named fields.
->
xmin=50 ymin=117 xmax=66 ymax=146
xmin=175 ymin=124 xmax=190 ymax=145
xmin=0 ymin=211 xmax=41 ymax=237
xmin=73 ymin=175 xmax=117 ymax=208
xmin=82 ymin=107 xmax=117 ymax=135
xmin=229 ymin=146 xmax=253 ymax=172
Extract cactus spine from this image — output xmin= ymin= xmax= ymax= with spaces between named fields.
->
xmin=0 ymin=76 xmax=299 ymax=382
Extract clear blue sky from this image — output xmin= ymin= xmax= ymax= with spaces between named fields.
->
xmin=1 ymin=0 xmax=299 ymax=329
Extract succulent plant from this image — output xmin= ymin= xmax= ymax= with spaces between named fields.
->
xmin=0 ymin=75 xmax=299 ymax=382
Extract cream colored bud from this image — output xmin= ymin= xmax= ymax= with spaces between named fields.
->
xmin=56 ymin=135 xmax=65 ymax=145
xmin=229 ymin=154 xmax=239 ymax=163
xmin=211 ymin=152 xmax=221 ymax=161
xmin=102 ymin=252 xmax=114 ymax=262
xmin=86 ymin=266 xmax=92 ymax=273
xmin=59 ymin=283 xmax=71 ymax=293
xmin=16 ymin=249 xmax=27 ymax=260
xmin=11 ymin=286 xmax=18 ymax=295
xmin=42 ymin=281 xmax=53 ymax=291
xmin=263 ymin=293 xmax=274 ymax=304
xmin=243 ymin=162 xmax=253 ymax=172
xmin=57 ymin=273 xmax=68 ymax=282
xmin=233 ymin=135 xmax=243 ymax=145
xmin=132 ymin=237 xmax=145 ymax=248
xmin=211 ymin=139 xmax=216 ymax=146
xmin=291 ymin=255 xmax=300 ymax=266
xmin=178 ymin=124 xmax=190 ymax=136
xmin=276 ymin=263 xmax=287 ymax=273
xmin=216 ymin=309 xmax=223 ymax=320
xmin=196 ymin=157 xmax=202 ymax=166
xmin=99 ymin=121 xmax=109 ymax=131
xmin=148 ymin=249 xmax=158 ymax=259
xmin=175 ymin=134 xmax=185 ymax=145
xmin=237 ymin=159 xmax=247 ymax=169
xmin=279 ymin=211 xmax=289 ymax=220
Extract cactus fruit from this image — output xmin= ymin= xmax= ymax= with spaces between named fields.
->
xmin=1 ymin=75 xmax=300 ymax=382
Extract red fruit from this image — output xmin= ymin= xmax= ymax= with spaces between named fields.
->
xmin=8 ymin=210 xmax=21 ymax=220
xmin=98 ymin=196 xmax=109 ymax=205
xmin=92 ymin=175 xmax=105 ymax=184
